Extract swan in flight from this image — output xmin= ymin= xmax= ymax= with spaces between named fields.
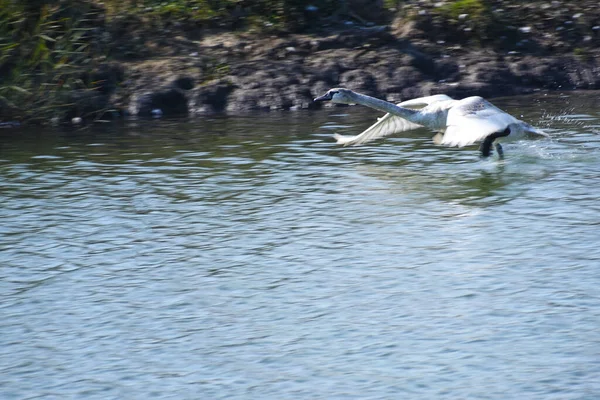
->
xmin=314 ymin=88 xmax=548 ymax=157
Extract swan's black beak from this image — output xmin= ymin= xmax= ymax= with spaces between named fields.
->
xmin=314 ymin=92 xmax=333 ymax=102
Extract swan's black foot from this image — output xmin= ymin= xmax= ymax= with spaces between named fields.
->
xmin=480 ymin=127 xmax=511 ymax=158
xmin=495 ymin=143 xmax=504 ymax=159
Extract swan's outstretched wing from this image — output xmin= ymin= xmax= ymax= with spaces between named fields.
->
xmin=334 ymin=94 xmax=455 ymax=146
xmin=334 ymin=113 xmax=423 ymax=146
xmin=440 ymin=96 xmax=520 ymax=147
xmin=398 ymin=94 xmax=454 ymax=108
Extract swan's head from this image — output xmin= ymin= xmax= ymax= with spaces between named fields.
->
xmin=314 ymin=88 xmax=356 ymax=104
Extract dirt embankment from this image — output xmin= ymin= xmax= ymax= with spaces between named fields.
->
xmin=113 ymin=1 xmax=600 ymax=118
xmin=3 ymin=1 xmax=600 ymax=123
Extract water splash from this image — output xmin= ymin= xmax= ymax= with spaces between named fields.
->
xmin=539 ymin=107 xmax=599 ymax=134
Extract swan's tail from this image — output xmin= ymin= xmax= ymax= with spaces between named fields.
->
xmin=525 ymin=124 xmax=550 ymax=138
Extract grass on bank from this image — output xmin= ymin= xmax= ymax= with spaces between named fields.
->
xmin=0 ymin=0 xmax=107 ymax=123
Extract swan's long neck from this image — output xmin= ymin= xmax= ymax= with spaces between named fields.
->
xmin=349 ymin=92 xmax=420 ymax=122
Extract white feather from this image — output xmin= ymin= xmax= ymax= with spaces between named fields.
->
xmin=334 ymin=113 xmax=423 ymax=146
xmin=317 ymin=88 xmax=548 ymax=154
xmin=398 ymin=94 xmax=455 ymax=108
xmin=334 ymin=95 xmax=454 ymax=146
xmin=441 ymin=97 xmax=521 ymax=147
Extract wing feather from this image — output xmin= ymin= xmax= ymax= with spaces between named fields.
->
xmin=333 ymin=95 xmax=456 ymax=146
xmin=398 ymin=94 xmax=454 ymax=108
xmin=334 ymin=112 xmax=423 ymax=146
xmin=440 ymin=97 xmax=520 ymax=147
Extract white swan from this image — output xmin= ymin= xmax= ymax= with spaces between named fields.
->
xmin=314 ymin=88 xmax=548 ymax=157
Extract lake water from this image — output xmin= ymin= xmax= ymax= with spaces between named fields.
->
xmin=1 ymin=91 xmax=600 ymax=399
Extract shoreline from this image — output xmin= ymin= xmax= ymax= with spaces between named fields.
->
xmin=2 ymin=1 xmax=599 ymax=125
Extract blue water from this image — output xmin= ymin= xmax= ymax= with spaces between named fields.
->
xmin=1 ymin=92 xmax=600 ymax=399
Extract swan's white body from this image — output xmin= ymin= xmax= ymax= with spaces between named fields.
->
xmin=314 ymin=88 xmax=547 ymax=153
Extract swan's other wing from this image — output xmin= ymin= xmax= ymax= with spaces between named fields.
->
xmin=399 ymin=94 xmax=455 ymax=108
xmin=334 ymin=112 xmax=423 ymax=146
xmin=440 ymin=97 xmax=520 ymax=147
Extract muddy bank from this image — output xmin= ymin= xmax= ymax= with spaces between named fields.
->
xmin=114 ymin=0 xmax=600 ymax=118
xmin=2 ymin=0 xmax=600 ymax=123
xmin=118 ymin=25 xmax=599 ymax=118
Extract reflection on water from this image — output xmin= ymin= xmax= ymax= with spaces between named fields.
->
xmin=2 ymin=92 xmax=600 ymax=399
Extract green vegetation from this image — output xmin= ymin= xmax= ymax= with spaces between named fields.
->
xmin=0 ymin=0 xmax=108 ymax=122
xmin=102 ymin=0 xmax=361 ymax=32
xmin=573 ymin=47 xmax=593 ymax=62
xmin=438 ymin=0 xmax=488 ymax=20
xmin=434 ymin=0 xmax=496 ymax=44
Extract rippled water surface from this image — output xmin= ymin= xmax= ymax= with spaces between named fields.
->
xmin=2 ymin=92 xmax=600 ymax=399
